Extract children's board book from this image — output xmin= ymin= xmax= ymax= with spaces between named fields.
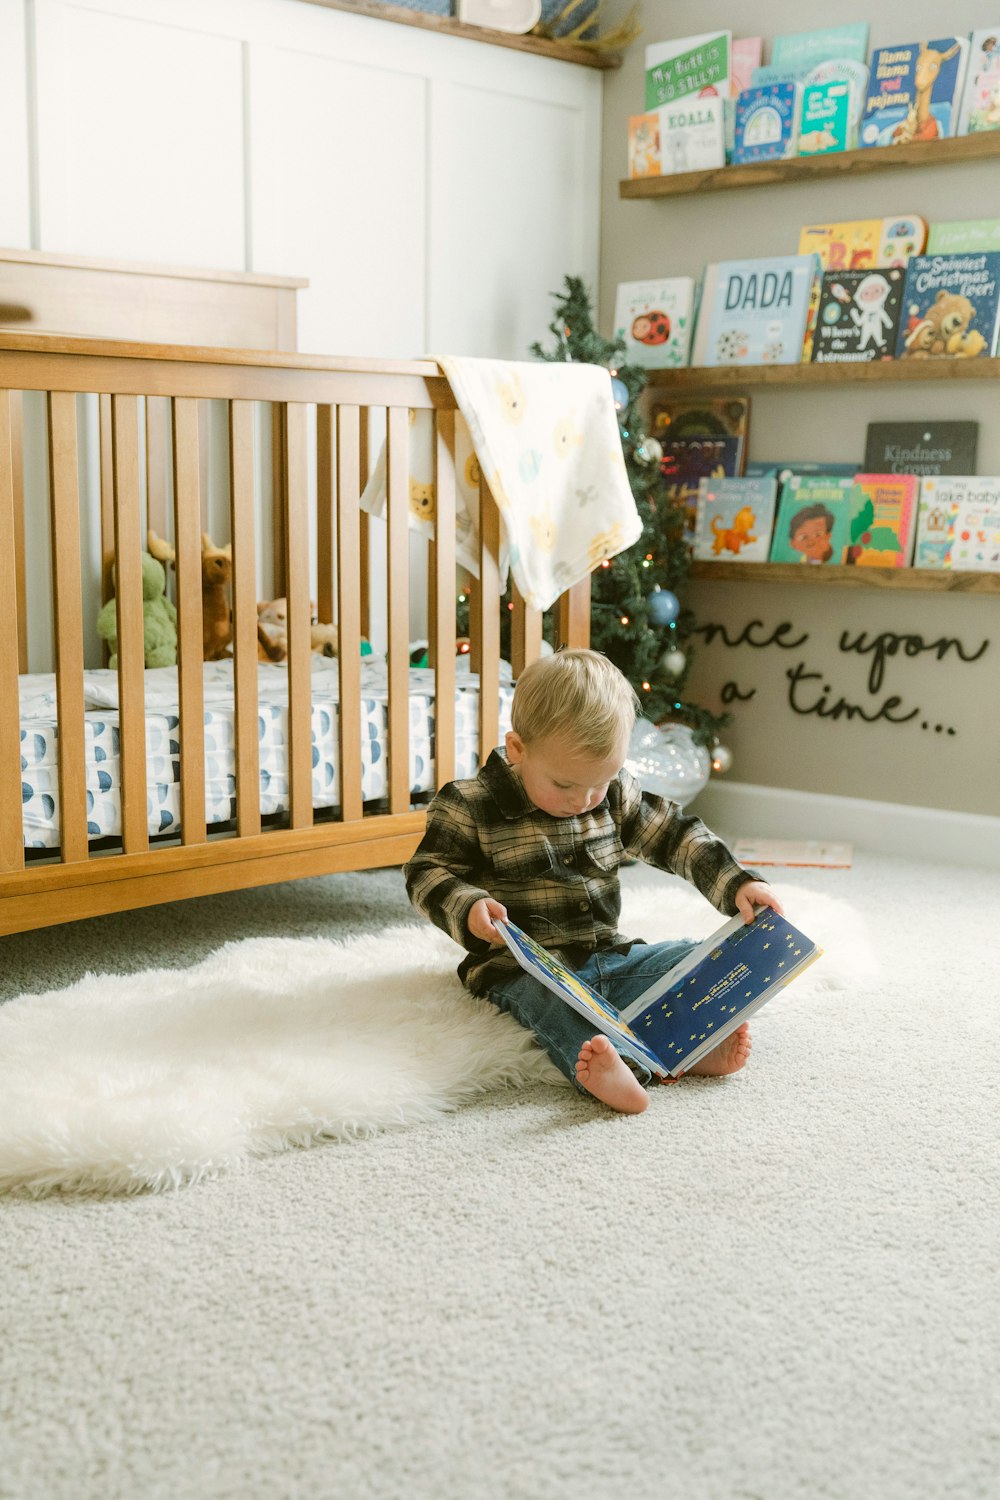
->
xmin=797 ymin=216 xmax=926 ymax=271
xmin=732 ymin=839 xmax=853 ymax=869
xmin=733 ymin=83 xmax=801 ymax=163
xmin=693 ymin=476 xmax=777 ymax=562
xmin=726 ymin=37 xmax=764 ymax=157
xmin=746 ymin=461 xmax=858 ymax=487
xmin=896 ymin=253 xmax=1000 ymax=360
xmin=927 ymin=220 xmax=1000 ymax=255
xmin=650 ymin=397 xmax=750 ymax=533
xmin=770 ymin=23 xmax=869 ymax=75
xmin=645 ymin=32 xmax=731 ymax=110
xmin=627 ymin=112 xmax=662 ymax=178
xmin=961 ymin=63 xmax=1000 ymax=133
xmin=804 ymin=57 xmax=870 ymax=125
xmin=957 ymin=28 xmax=1000 ymax=134
xmin=846 ymin=474 xmax=920 ymax=567
xmin=659 ymin=95 xmax=726 ymax=173
xmin=768 ymin=474 xmax=855 ymax=565
xmin=613 ymin=279 xmax=695 ymax=369
xmin=692 ymin=255 xmax=819 ymax=367
xmin=811 ymin=268 xmax=904 ymax=361
xmin=496 ymin=913 xmax=821 ymax=1081
xmin=863 ymin=421 xmax=978 ymax=476
xmin=860 ymin=39 xmax=969 ymax=147
xmin=915 ymin=476 xmax=1000 ymax=570
xmin=798 ymin=79 xmax=855 ymax=154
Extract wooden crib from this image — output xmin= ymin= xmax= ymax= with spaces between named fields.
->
xmin=0 ymin=330 xmax=590 ymax=936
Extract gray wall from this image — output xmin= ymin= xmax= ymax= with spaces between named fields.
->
xmin=600 ymin=0 xmax=1000 ymax=817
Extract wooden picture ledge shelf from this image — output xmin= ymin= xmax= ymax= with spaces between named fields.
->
xmin=300 ymin=0 xmax=620 ymax=68
xmin=645 ymin=358 xmax=1000 ymax=391
xmin=621 ymin=128 xmax=1000 ymax=198
xmin=690 ymin=562 xmax=1000 ymax=593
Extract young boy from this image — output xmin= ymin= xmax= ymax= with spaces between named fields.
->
xmin=404 ymin=650 xmax=782 ymax=1114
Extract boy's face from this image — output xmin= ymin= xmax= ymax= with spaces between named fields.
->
xmin=791 ymin=516 xmax=830 ymax=560
xmin=506 ymin=731 xmax=625 ymax=818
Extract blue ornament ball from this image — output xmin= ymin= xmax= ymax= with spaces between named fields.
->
xmin=648 ymin=589 xmax=680 ymax=626
xmin=610 ymin=377 xmax=629 ymax=410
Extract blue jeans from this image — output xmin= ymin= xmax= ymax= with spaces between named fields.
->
xmin=487 ymin=940 xmax=697 ymax=1092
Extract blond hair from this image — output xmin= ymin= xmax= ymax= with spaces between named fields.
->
xmin=511 ymin=649 xmax=639 ymax=758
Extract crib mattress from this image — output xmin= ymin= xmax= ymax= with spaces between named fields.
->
xmin=18 ymin=659 xmax=514 ymax=849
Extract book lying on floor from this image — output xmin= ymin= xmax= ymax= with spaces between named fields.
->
xmin=495 ymin=912 xmax=821 ymax=1080
xmin=732 ymin=838 xmax=853 ymax=869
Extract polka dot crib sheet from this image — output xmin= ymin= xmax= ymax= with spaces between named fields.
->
xmin=18 ymin=660 xmax=514 ymax=850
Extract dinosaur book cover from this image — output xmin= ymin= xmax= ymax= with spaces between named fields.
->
xmin=859 ymin=38 xmax=969 ymax=147
xmin=692 ymin=476 xmax=778 ymax=562
xmin=895 ymin=253 xmax=1000 ymax=360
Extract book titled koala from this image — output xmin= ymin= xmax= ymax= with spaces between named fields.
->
xmin=896 ymin=253 xmax=1000 ymax=360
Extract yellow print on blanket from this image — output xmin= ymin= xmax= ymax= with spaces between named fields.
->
xmin=409 ymin=480 xmax=436 ymax=523
xmin=552 ymin=416 xmax=584 ymax=460
xmin=529 ymin=506 xmax=557 ymax=552
xmin=496 ymin=372 xmax=527 ymax=424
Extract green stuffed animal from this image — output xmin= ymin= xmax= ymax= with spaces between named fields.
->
xmin=96 ymin=552 xmax=178 ymax=668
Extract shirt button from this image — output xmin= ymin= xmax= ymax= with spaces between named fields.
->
xmin=578 ymin=900 xmax=588 ymax=911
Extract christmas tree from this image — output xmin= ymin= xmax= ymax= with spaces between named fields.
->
xmin=530 ymin=275 xmax=728 ymax=748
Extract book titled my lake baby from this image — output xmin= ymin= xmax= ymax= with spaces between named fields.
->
xmin=496 ymin=911 xmax=821 ymax=1079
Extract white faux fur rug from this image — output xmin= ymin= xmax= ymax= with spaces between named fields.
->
xmin=0 ymin=884 xmax=874 ymax=1196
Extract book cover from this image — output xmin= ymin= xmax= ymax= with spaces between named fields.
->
xmin=846 ymin=474 xmax=920 ymax=566
xmin=799 ymin=79 xmax=855 ymax=154
xmin=878 ymin=215 xmax=928 ymax=267
xmin=957 ymin=28 xmax=1000 ymax=134
xmin=732 ymin=838 xmax=853 ymax=869
xmin=733 ymin=83 xmax=801 ymax=162
xmin=926 ymin=219 xmax=1000 ymax=255
xmin=863 ymin=421 xmax=979 ymax=476
xmin=860 ymin=39 xmax=969 ymax=147
xmin=746 ymin=461 xmax=858 ymax=485
xmin=726 ymin=37 xmax=764 ymax=157
xmin=613 ymin=279 xmax=695 ymax=370
xmin=659 ymin=95 xmax=726 ymax=173
xmin=804 ymin=57 xmax=870 ymax=123
xmin=962 ymin=62 xmax=1000 ymax=133
xmin=627 ymin=112 xmax=662 ymax=178
xmin=496 ymin=912 xmax=821 ymax=1080
xmin=897 ymin=252 xmax=1000 ymax=359
xmin=811 ymin=268 xmax=904 ymax=362
xmin=645 ymin=32 xmax=731 ymax=110
xmin=650 ymin=397 xmax=750 ymax=533
xmin=771 ymin=23 xmax=869 ymax=75
xmin=768 ymin=474 xmax=855 ymax=564
xmin=693 ymin=254 xmax=819 ymax=367
xmin=797 ymin=218 xmax=885 ymax=271
xmin=916 ymin=476 xmax=1000 ymax=569
xmin=693 ymin=476 xmax=778 ymax=561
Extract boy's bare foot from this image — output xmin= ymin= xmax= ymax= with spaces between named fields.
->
xmin=685 ymin=1023 xmax=753 ymax=1077
xmin=576 ymin=1034 xmax=649 ymax=1113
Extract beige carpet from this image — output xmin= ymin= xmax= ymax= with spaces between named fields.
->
xmin=1 ymin=855 xmax=997 ymax=1500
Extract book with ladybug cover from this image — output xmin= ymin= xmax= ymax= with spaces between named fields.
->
xmin=612 ymin=278 xmax=696 ymax=369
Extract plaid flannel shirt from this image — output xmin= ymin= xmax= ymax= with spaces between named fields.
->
xmin=404 ymin=748 xmax=755 ymax=996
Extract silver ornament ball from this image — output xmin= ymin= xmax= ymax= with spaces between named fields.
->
xmin=661 ymin=648 xmax=686 ymax=677
xmin=711 ymin=743 xmax=733 ymax=774
xmin=625 ymin=719 xmax=711 ymax=807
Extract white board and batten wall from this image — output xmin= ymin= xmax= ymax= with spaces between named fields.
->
xmin=0 ymin=0 xmax=601 ymax=662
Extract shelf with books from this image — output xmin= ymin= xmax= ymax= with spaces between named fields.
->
xmin=645 ymin=358 xmax=1000 ymax=392
xmin=620 ymin=128 xmax=1000 ymax=198
xmin=690 ymin=562 xmax=1000 ymax=593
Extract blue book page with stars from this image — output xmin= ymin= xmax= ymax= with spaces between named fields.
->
xmin=620 ymin=910 xmax=821 ymax=1076
xmin=495 ymin=920 xmax=670 ymax=1078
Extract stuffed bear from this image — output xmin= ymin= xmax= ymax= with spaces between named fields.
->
xmin=96 ymin=552 xmax=177 ymax=668
xmin=256 ymin=600 xmax=340 ymax=661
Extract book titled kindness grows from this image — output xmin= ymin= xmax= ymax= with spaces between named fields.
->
xmin=692 ymin=255 xmax=818 ymax=366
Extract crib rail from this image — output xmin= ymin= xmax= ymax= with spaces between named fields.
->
xmin=0 ymin=332 xmax=590 ymax=935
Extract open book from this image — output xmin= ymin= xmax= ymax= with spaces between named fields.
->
xmin=495 ymin=911 xmax=821 ymax=1080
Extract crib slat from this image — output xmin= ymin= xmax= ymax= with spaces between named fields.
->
xmin=172 ymin=397 xmax=207 ymax=844
xmin=511 ymin=584 xmax=542 ymax=678
xmin=228 ymin=399 xmax=260 ymax=840
xmin=285 ymin=403 xmax=312 ymax=830
xmin=112 ymin=394 xmax=148 ymax=854
xmin=0 ymin=389 xmax=24 ymax=873
xmin=386 ymin=406 xmax=410 ymax=814
xmin=47 ymin=393 xmax=88 ymax=864
xmin=316 ymin=404 xmax=335 ymax=629
xmin=477 ymin=475 xmax=501 ymax=769
xmin=359 ymin=406 xmax=371 ymax=640
xmin=145 ymin=396 xmax=170 ymax=542
xmin=336 ymin=405 xmax=363 ymax=823
xmin=99 ymin=393 xmax=115 ymax=603
xmin=557 ymin=575 xmax=591 ymax=649
xmin=431 ymin=410 xmax=456 ymax=789
xmin=9 ymin=391 xmax=26 ymax=674
xmin=271 ymin=404 xmax=286 ymax=597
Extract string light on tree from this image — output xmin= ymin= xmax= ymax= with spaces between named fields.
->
xmin=711 ymin=743 xmax=733 ymax=773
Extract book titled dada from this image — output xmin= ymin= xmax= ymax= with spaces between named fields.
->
xmin=496 ymin=912 xmax=820 ymax=1080
xmin=897 ymin=253 xmax=1000 ymax=359
xmin=863 ymin=421 xmax=979 ymax=476
xmin=693 ymin=476 xmax=777 ymax=562
xmin=811 ymin=268 xmax=904 ymax=362
xmin=692 ymin=254 xmax=818 ymax=366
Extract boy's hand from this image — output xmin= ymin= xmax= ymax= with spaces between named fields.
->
xmin=735 ymin=879 xmax=784 ymax=925
xmin=468 ymin=896 xmax=509 ymax=945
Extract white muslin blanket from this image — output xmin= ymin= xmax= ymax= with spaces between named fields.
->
xmin=360 ymin=356 xmax=642 ymax=612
